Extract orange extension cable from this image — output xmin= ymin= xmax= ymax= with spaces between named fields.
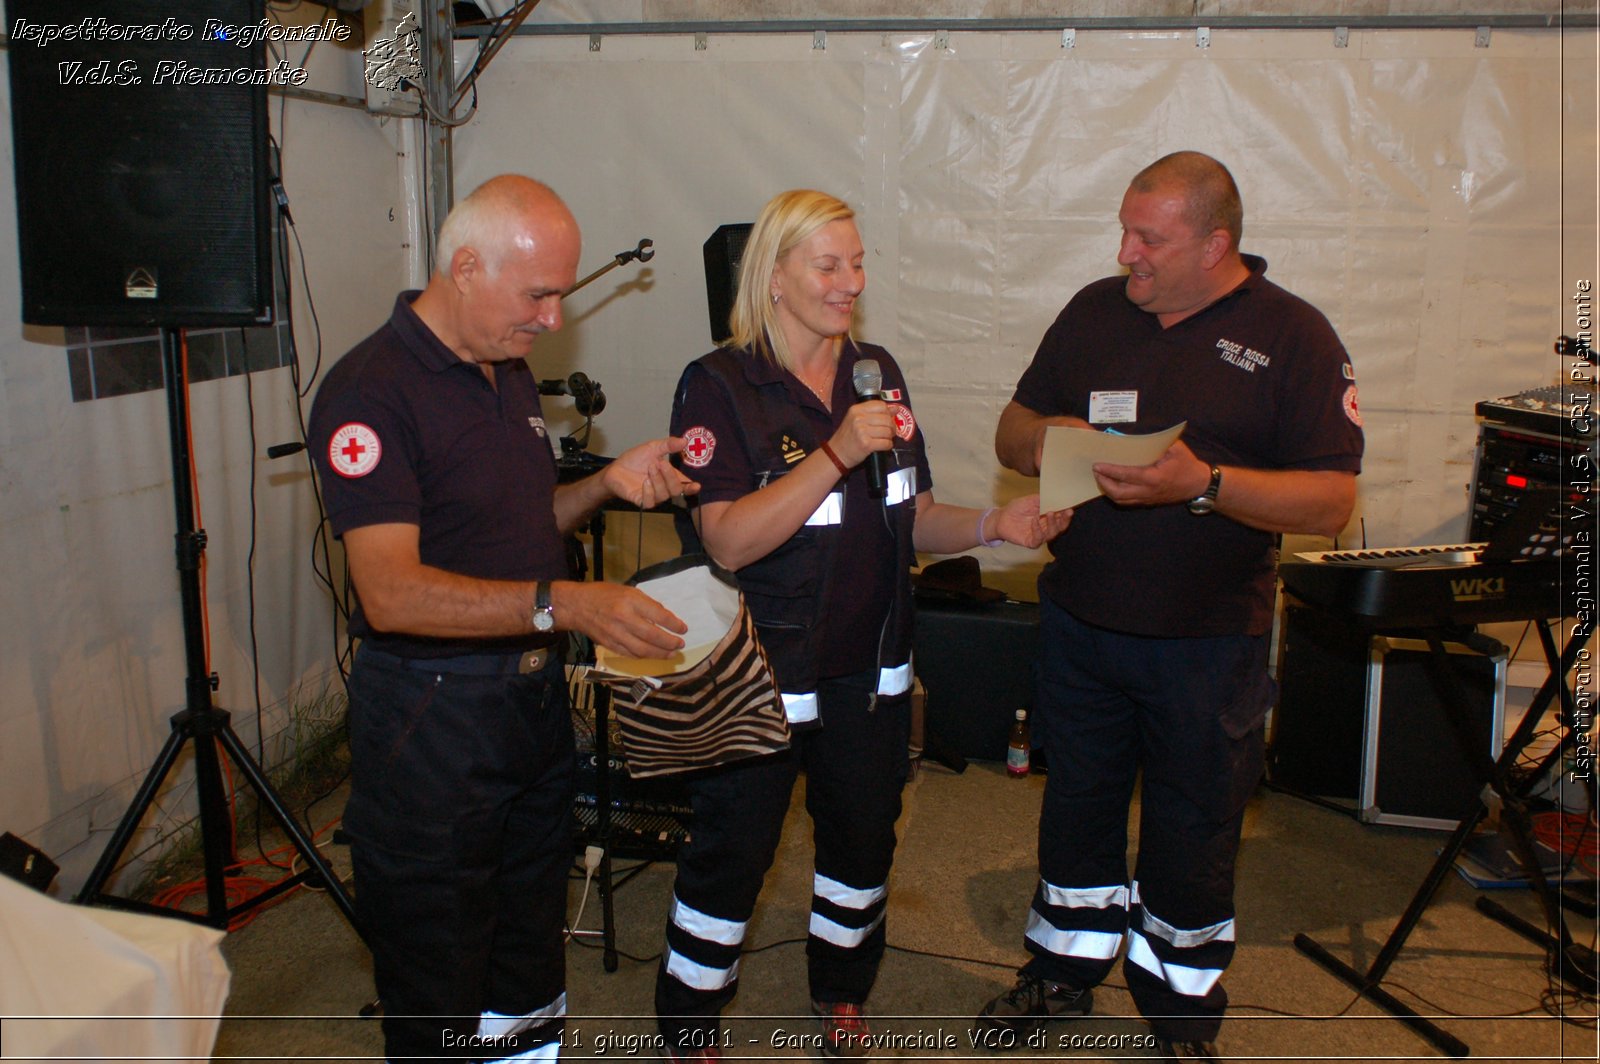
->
xmin=1532 ymin=810 xmax=1600 ymax=879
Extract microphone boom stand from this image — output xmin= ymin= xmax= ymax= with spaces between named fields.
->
xmin=76 ymin=327 xmax=360 ymax=935
xmin=563 ymin=237 xmax=653 ymax=297
xmin=558 ymin=237 xmax=658 ymax=971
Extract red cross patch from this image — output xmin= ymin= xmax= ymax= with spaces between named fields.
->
xmin=329 ymin=422 xmax=382 ymax=478
xmin=681 ymin=426 xmax=717 ymax=469
xmin=1342 ymin=384 xmax=1363 ymax=428
xmin=889 ymin=403 xmax=916 ymax=441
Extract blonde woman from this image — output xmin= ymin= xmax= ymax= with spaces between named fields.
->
xmin=654 ymin=189 xmax=1070 ymax=1060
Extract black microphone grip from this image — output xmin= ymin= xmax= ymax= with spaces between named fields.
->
xmin=858 ymin=410 xmax=890 ymax=500
xmin=851 ymin=359 xmax=890 ymax=500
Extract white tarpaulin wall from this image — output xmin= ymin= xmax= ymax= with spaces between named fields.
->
xmin=454 ymin=27 xmax=1597 ymax=600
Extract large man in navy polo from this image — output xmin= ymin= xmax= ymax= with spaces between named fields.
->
xmin=980 ymin=153 xmax=1362 ymax=1063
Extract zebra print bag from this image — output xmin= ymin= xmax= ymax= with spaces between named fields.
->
xmin=588 ymin=557 xmax=789 ymax=779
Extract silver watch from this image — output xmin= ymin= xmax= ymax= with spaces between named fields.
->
xmin=1187 ymin=464 xmax=1223 ymax=516
xmin=532 ymin=581 xmax=556 ymax=633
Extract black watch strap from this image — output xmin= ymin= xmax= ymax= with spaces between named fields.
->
xmin=532 ymin=580 xmax=556 ymax=631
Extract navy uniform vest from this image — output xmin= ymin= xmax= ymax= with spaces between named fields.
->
xmin=673 ymin=342 xmax=918 ymax=724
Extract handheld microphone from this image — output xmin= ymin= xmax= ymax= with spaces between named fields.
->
xmin=851 ymin=359 xmax=890 ymax=499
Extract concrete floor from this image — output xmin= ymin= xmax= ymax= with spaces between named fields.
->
xmin=213 ymin=760 xmax=1598 ymax=1062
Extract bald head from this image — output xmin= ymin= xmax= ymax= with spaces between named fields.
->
xmin=415 ymin=175 xmax=583 ymax=366
xmin=1129 ymin=151 xmax=1243 ymax=250
xmin=435 ymin=175 xmax=580 ymax=279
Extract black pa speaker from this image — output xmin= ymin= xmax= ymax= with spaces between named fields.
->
xmin=0 ymin=832 xmax=60 ymax=893
xmin=6 ymin=1 xmax=273 ymax=327
xmin=913 ymin=599 xmax=1041 ymax=761
xmin=702 ymin=223 xmax=753 ymax=343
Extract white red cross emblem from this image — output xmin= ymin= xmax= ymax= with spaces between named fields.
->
xmin=329 ymin=422 xmax=382 ymax=478
xmin=889 ymin=403 xmax=916 ymax=441
xmin=681 ymin=426 xmax=716 ymax=468
xmin=1342 ymin=384 xmax=1363 ymax=427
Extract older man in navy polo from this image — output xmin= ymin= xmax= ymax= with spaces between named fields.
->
xmin=311 ymin=175 xmax=699 ymax=1062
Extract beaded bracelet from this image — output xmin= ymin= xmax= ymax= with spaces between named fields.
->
xmin=976 ymin=507 xmax=1006 ymax=548
xmin=818 ymin=440 xmax=849 ymax=478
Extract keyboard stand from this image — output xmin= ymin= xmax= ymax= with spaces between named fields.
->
xmin=1470 ymin=622 xmax=1598 ymax=987
xmin=1294 ymin=618 xmax=1593 ymax=1058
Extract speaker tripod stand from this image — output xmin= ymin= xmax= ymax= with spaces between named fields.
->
xmin=76 ymin=328 xmax=359 ymax=935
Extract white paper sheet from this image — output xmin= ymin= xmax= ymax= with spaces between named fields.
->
xmin=1040 ymin=422 xmax=1187 ymax=512
xmin=593 ymin=565 xmax=741 ymax=679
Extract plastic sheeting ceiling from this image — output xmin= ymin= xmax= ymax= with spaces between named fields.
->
xmin=453 ymin=27 xmax=1597 ymax=599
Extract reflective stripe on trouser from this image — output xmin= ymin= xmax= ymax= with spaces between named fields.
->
xmin=473 ymin=998 xmax=567 ymax=1061
xmin=809 ymin=872 xmax=887 ymax=948
xmin=801 ymin=677 xmax=911 ymax=1004
xmin=1022 ymin=600 xmax=1271 ymax=1043
xmin=780 ymin=657 xmax=911 ymax=726
xmin=1024 ymin=878 xmax=1235 ymax=1009
xmin=663 ymin=895 xmax=746 ymax=992
xmin=1024 ymin=881 xmax=1130 ymax=965
xmin=1124 ymin=885 xmax=1234 ymax=1000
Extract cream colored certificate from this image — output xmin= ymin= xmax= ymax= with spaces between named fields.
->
xmin=1040 ymin=422 xmax=1187 ymax=512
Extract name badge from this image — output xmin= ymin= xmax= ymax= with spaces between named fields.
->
xmin=1088 ymin=390 xmax=1138 ymax=424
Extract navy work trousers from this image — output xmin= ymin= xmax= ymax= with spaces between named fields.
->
xmin=345 ymin=649 xmax=575 ymax=1062
xmin=656 ymin=674 xmax=911 ymax=1047
xmin=1022 ymin=601 xmax=1272 ymax=1043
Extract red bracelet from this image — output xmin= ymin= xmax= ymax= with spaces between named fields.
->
xmin=817 ymin=440 xmax=849 ymax=477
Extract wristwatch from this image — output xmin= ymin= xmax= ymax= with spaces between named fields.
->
xmin=1187 ymin=464 xmax=1223 ymax=515
xmin=532 ymin=581 xmax=556 ymax=633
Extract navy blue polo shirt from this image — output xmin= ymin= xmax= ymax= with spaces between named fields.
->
xmin=1013 ymin=255 xmax=1364 ymax=637
xmin=309 ymin=292 xmax=568 ymax=657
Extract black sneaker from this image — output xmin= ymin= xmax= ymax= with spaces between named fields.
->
xmin=1155 ymin=1037 xmax=1221 ymax=1062
xmin=973 ymin=972 xmax=1093 ymax=1040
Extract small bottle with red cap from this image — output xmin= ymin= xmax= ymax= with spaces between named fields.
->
xmin=1006 ymin=709 xmax=1031 ymax=778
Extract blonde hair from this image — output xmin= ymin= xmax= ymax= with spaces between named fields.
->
xmin=724 ymin=189 xmax=856 ymax=371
